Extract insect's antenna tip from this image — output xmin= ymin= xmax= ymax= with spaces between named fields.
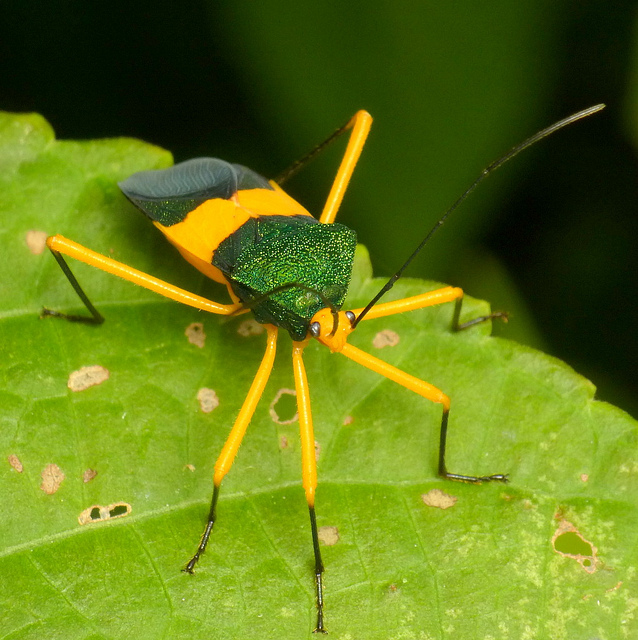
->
xmin=353 ymin=104 xmax=606 ymax=326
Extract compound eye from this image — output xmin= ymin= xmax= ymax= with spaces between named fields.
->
xmin=309 ymin=322 xmax=321 ymax=338
xmin=345 ymin=311 xmax=356 ymax=326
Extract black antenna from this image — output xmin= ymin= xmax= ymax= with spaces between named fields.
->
xmin=352 ymin=104 xmax=606 ymax=327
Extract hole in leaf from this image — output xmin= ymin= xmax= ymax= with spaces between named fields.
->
xmin=554 ymin=531 xmax=593 ymax=557
xmin=78 ymin=502 xmax=132 ymax=525
xmin=269 ymin=388 xmax=298 ymax=424
xmin=551 ymin=518 xmax=598 ymax=573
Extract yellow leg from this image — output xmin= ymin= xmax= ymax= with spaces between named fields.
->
xmin=311 ymin=288 xmax=478 ymax=354
xmin=350 ymin=285 xmax=506 ymax=331
xmin=339 ymin=343 xmax=508 ymax=484
xmin=214 ymin=324 xmax=278 ymax=484
xmin=292 ymin=340 xmax=327 ymax=634
xmin=341 ymin=342 xmax=450 ymax=409
xmin=319 ymin=110 xmax=372 ymax=224
xmin=351 ymin=286 xmax=463 ymax=322
xmin=46 ymin=234 xmax=241 ymax=316
xmin=184 ymin=324 xmax=278 ymax=573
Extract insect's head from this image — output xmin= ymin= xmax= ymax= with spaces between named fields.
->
xmin=309 ymin=308 xmax=356 ymax=352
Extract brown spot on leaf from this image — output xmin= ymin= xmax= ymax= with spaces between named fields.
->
xmin=185 ymin=322 xmax=206 ymax=348
xmin=342 ymin=415 xmax=354 ymax=426
xmin=269 ymin=388 xmax=298 ymax=425
xmin=40 ymin=463 xmax=65 ymax=494
xmin=237 ymin=319 xmax=265 ymax=337
xmin=279 ymin=435 xmax=289 ymax=449
xmin=552 ymin=519 xmax=598 ymax=573
xmin=26 ymin=229 xmax=48 ymax=255
xmin=8 ymin=454 xmax=23 ymax=473
xmin=68 ymin=365 xmax=109 ymax=392
xmin=314 ymin=440 xmax=321 ymax=462
xmin=185 ymin=463 xmax=196 ymax=472
xmin=78 ymin=502 xmax=132 ymax=525
xmin=197 ymin=387 xmax=219 ymax=413
xmin=373 ymin=329 xmax=400 ymax=349
xmin=318 ymin=526 xmax=339 ymax=546
xmin=422 ymin=488 xmax=457 ymax=510
xmin=580 ymin=473 xmax=589 ymax=482
xmin=82 ymin=468 xmax=97 ymax=483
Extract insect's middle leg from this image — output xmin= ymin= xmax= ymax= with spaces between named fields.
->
xmin=183 ymin=324 xmax=278 ymax=573
xmin=339 ymin=343 xmax=508 ymax=484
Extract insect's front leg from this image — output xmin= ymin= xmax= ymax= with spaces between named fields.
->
xmin=184 ymin=325 xmax=279 ymax=573
xmin=291 ymin=339 xmax=327 ymax=634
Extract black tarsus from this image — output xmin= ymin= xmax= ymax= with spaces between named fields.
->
xmin=451 ymin=294 xmax=509 ymax=332
xmin=309 ymin=505 xmax=327 ymax=634
xmin=183 ymin=483 xmax=221 ymax=574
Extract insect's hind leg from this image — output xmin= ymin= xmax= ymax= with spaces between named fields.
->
xmin=274 ymin=110 xmax=372 ymax=226
xmin=42 ymin=234 xmax=240 ymax=321
xmin=41 ymin=247 xmax=104 ymax=324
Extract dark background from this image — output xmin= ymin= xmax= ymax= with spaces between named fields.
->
xmin=2 ymin=1 xmax=637 ymax=416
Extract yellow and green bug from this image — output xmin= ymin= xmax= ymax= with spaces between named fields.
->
xmin=43 ymin=104 xmax=604 ymax=633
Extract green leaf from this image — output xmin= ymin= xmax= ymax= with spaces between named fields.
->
xmin=1 ymin=113 xmax=637 ymax=639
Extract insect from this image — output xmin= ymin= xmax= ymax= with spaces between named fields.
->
xmin=43 ymin=104 xmax=604 ymax=633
